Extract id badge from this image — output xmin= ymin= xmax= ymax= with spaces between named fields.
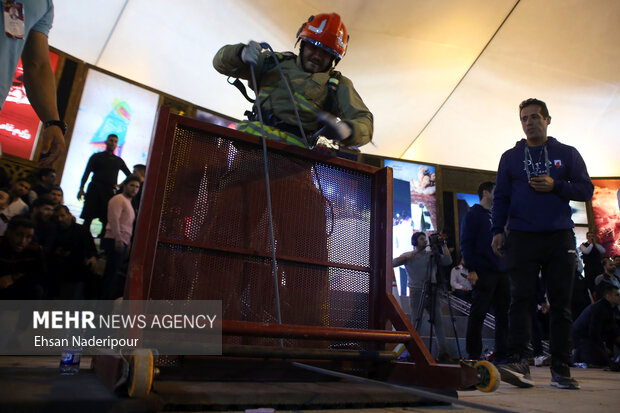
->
xmin=4 ymin=1 xmax=25 ymax=39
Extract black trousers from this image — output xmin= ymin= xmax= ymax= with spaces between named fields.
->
xmin=465 ymin=268 xmax=510 ymax=360
xmin=505 ymin=229 xmax=576 ymax=368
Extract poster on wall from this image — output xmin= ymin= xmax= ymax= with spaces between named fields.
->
xmin=591 ymin=179 xmax=620 ymax=258
xmin=60 ymin=69 xmax=159 ymax=221
xmin=0 ymin=52 xmax=59 ymax=159
xmin=384 ymin=159 xmax=437 ymax=296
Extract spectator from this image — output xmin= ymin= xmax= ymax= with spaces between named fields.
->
xmin=580 ymin=231 xmax=606 ymax=292
xmin=572 ymin=284 xmax=620 ymax=368
xmin=49 ymin=205 xmax=97 ymax=299
xmin=572 ymin=255 xmax=592 ymax=321
xmin=48 ymin=185 xmax=63 ymax=207
xmin=393 ymin=231 xmax=453 ymax=362
xmin=25 ymin=196 xmax=56 ymax=256
xmin=0 ymin=217 xmax=45 ymax=299
xmin=77 ymin=134 xmax=130 ymax=237
xmin=449 ymin=260 xmax=472 ymax=302
xmin=28 ymin=167 xmax=56 ymax=204
xmin=461 ymin=181 xmax=509 ymax=362
xmin=131 ymin=163 xmax=146 ymax=212
xmin=594 ymin=258 xmax=620 ymax=296
xmin=0 ymin=0 xmax=66 ymax=167
xmin=5 ymin=178 xmax=30 ymax=220
xmin=614 ymin=255 xmax=620 ymax=280
xmin=0 ymin=188 xmax=10 ymax=236
xmin=491 ymin=98 xmax=593 ymax=389
xmin=100 ymin=175 xmax=140 ymax=299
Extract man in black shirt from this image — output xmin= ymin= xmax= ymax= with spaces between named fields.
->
xmin=77 ymin=134 xmax=130 ymax=236
xmin=572 ymin=284 xmax=620 ymax=367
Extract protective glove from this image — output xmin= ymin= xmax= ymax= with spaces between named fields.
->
xmin=316 ymin=112 xmax=352 ymax=142
xmin=241 ymin=40 xmax=262 ymax=66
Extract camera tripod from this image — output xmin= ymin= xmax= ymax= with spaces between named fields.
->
xmin=413 ymin=249 xmax=462 ymax=359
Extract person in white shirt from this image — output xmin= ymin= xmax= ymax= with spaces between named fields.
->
xmin=450 ymin=260 xmax=472 ymax=302
xmin=580 ymin=231 xmax=606 ymax=292
xmin=100 ymin=175 xmax=140 ymax=299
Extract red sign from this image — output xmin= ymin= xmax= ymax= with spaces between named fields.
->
xmin=0 ymin=52 xmax=59 ymax=160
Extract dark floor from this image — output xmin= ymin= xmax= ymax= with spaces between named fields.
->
xmin=0 ymin=356 xmax=618 ymax=413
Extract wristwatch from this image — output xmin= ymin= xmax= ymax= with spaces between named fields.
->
xmin=43 ymin=120 xmax=67 ymax=135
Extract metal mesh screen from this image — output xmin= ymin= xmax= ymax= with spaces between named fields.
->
xmin=148 ymin=125 xmax=373 ymax=333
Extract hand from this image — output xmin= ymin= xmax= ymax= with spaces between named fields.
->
xmin=77 ymin=189 xmax=85 ymax=201
xmin=467 ymin=271 xmax=478 ymax=286
xmin=317 ymin=112 xmax=352 ymax=142
xmin=85 ymin=256 xmax=97 ymax=268
xmin=38 ymin=124 xmax=66 ymax=167
xmin=540 ymin=302 xmax=550 ymax=314
xmin=241 ymin=40 xmax=262 ymax=65
xmin=529 ymin=175 xmax=554 ymax=192
xmin=492 ymin=233 xmax=505 ymax=256
xmin=114 ymin=240 xmax=125 ymax=253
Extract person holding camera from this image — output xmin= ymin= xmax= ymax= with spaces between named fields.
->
xmin=393 ymin=231 xmax=452 ymax=362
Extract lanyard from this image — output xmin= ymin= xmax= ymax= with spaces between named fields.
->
xmin=523 ymin=143 xmax=550 ymax=181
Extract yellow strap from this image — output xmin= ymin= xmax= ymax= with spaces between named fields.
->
xmin=237 ymin=121 xmax=307 ymax=148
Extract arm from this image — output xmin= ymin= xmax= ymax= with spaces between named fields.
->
xmin=579 ymin=242 xmax=592 ymax=254
xmin=392 ymin=251 xmax=414 ymax=267
xmin=78 ymin=156 xmax=95 ymax=200
xmin=213 ymin=43 xmax=255 ymax=81
xmin=460 ymin=210 xmax=478 ymax=272
xmin=439 ymin=244 xmax=453 ymax=266
xmin=336 ymin=77 xmax=373 ymax=147
xmin=594 ymin=243 xmax=605 ymax=254
xmin=491 ymin=153 xmax=511 ymax=236
xmin=106 ymin=196 xmax=122 ymax=243
xmin=21 ymin=31 xmax=65 ymax=167
xmin=120 ymin=159 xmax=131 ymax=177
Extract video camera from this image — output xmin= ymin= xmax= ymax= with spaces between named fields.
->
xmin=428 ymin=232 xmax=445 ymax=253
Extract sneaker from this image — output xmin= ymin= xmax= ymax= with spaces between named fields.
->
xmin=550 ymin=370 xmax=580 ymax=389
xmin=497 ymin=359 xmax=535 ymax=388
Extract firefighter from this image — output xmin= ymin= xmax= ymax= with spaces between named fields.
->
xmin=213 ymin=12 xmax=373 ymax=149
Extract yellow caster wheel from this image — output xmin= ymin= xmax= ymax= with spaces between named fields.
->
xmin=474 ymin=360 xmax=500 ymax=392
xmin=127 ymin=349 xmax=154 ymax=398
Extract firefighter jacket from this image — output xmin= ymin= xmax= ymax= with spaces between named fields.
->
xmin=213 ymin=43 xmax=373 ymax=148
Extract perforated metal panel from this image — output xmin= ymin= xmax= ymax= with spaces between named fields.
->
xmin=131 ymin=114 xmax=388 ymax=351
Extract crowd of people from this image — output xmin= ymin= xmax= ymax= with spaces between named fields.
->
xmin=0 ymin=155 xmax=145 ymax=301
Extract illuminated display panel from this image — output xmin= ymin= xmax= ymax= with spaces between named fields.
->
xmin=591 ymin=178 xmax=620 ymax=258
xmin=60 ymin=69 xmax=159 ymax=220
xmin=384 ymin=159 xmax=437 ymax=296
xmin=0 ymin=52 xmax=59 ymax=160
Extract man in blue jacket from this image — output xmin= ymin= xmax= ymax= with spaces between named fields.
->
xmin=491 ymin=98 xmax=594 ymax=390
xmin=461 ymin=181 xmax=509 ymax=363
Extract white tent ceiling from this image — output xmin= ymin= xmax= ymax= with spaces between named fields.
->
xmin=49 ymin=0 xmax=620 ymax=176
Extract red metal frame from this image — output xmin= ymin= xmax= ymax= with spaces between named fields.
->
xmin=120 ymin=106 xmax=477 ymax=391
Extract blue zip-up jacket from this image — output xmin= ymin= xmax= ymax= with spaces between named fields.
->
xmin=492 ymin=137 xmax=593 ymax=235
xmin=461 ymin=204 xmax=505 ymax=272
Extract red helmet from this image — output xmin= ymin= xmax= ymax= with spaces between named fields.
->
xmin=296 ymin=13 xmax=349 ymax=60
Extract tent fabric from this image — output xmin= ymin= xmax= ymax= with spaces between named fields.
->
xmin=49 ymin=0 xmax=620 ymax=176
